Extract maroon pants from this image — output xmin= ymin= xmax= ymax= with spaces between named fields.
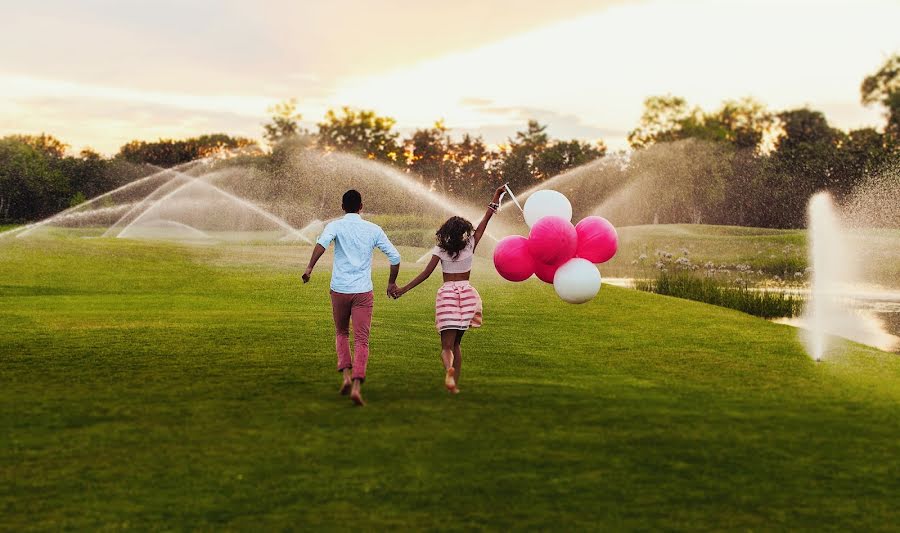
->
xmin=330 ymin=290 xmax=374 ymax=381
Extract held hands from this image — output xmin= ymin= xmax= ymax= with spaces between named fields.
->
xmin=387 ymin=282 xmax=401 ymax=299
xmin=388 ymin=283 xmax=408 ymax=299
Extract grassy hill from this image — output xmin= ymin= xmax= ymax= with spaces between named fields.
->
xmin=1 ymin=237 xmax=898 ymax=530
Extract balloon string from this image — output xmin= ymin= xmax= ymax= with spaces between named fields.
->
xmin=503 ymin=184 xmax=525 ymax=215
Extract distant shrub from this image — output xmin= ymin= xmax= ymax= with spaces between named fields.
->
xmin=636 ymin=272 xmax=802 ymax=319
xmin=753 ymin=256 xmax=806 ymax=277
xmin=385 ymin=229 xmax=434 ymax=248
xmin=367 ymin=214 xmax=444 ymax=232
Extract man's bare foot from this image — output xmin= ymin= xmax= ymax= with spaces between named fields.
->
xmin=350 ymin=389 xmax=365 ymax=406
xmin=445 ymin=367 xmax=456 ymax=392
xmin=350 ymin=380 xmax=365 ymax=406
xmin=340 ymin=368 xmax=352 ymax=395
xmin=451 ymin=386 xmax=461 ymax=394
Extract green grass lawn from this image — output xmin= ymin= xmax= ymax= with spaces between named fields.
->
xmin=2 ymin=237 xmax=899 ymax=530
xmin=0 ymin=224 xmax=20 ymax=233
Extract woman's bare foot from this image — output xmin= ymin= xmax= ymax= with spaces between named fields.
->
xmin=451 ymin=386 xmax=461 ymax=394
xmin=445 ymin=367 xmax=456 ymax=392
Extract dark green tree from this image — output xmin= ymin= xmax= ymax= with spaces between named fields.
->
xmin=534 ymin=139 xmax=606 ymax=179
xmin=767 ymin=108 xmax=845 ymax=226
xmin=405 ymin=120 xmax=452 ymax=191
xmin=263 ymin=98 xmax=304 ymax=147
xmin=317 ymin=107 xmax=401 ymax=163
xmin=499 ymin=120 xmax=550 ymax=189
xmin=707 ymin=98 xmax=774 ymax=150
xmin=627 ymin=96 xmax=699 ymax=149
xmin=0 ymin=137 xmax=70 ymax=221
xmin=56 ymin=148 xmax=109 ymax=205
xmin=8 ymin=133 xmax=69 ymax=158
xmin=498 ymin=120 xmax=606 ymax=189
xmin=628 ymin=96 xmax=772 ymax=151
xmin=117 ymin=134 xmax=257 ymax=167
xmin=448 ymin=134 xmax=499 ymax=196
xmin=835 ymin=128 xmax=892 ymax=197
xmin=861 ymin=53 xmax=900 ymax=145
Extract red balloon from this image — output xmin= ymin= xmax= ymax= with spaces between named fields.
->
xmin=533 ymin=259 xmax=562 ymax=284
xmin=575 ymin=216 xmax=618 ymax=263
xmin=493 ymin=235 xmax=535 ymax=282
xmin=527 ymin=216 xmax=577 ymax=266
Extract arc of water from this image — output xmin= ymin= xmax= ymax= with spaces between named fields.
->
xmin=0 ymin=225 xmax=30 ymax=239
xmin=516 ymin=153 xmax=629 ymax=202
xmin=416 ymin=250 xmax=433 ymax=263
xmin=136 ymin=220 xmax=212 ymax=240
xmin=353 ymin=154 xmax=512 ymax=242
xmin=102 ymin=168 xmax=202 ymax=237
xmin=9 ymin=158 xmax=206 ymax=239
xmin=115 ymin=171 xmax=310 ymax=243
xmin=592 ymin=177 xmax=643 ymax=217
xmin=282 ymin=218 xmax=331 ymax=243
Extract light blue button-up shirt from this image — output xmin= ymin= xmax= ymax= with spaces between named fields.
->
xmin=316 ymin=213 xmax=401 ymax=294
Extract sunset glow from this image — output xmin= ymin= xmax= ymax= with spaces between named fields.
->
xmin=1 ymin=0 xmax=898 ymax=153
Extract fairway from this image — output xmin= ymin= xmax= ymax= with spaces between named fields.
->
xmin=2 ymin=238 xmax=899 ymax=530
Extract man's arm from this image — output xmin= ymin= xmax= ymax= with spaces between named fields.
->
xmin=303 ymin=222 xmax=336 ymax=284
xmin=388 ymin=263 xmax=400 ymax=296
xmin=375 ymin=229 xmax=402 ymax=297
xmin=302 ymin=244 xmax=327 ymax=283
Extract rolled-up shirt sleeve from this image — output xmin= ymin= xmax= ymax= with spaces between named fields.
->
xmin=375 ymin=229 xmax=401 ymax=265
xmin=315 ymin=222 xmax=337 ymax=248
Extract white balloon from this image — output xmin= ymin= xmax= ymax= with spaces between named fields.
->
xmin=523 ymin=190 xmax=572 ymax=227
xmin=553 ymin=258 xmax=601 ymax=304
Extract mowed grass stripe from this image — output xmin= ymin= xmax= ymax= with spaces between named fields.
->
xmin=1 ymin=237 xmax=898 ymax=530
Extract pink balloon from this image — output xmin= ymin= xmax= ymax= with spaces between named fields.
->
xmin=493 ymin=235 xmax=535 ymax=282
xmin=533 ymin=259 xmax=562 ymax=284
xmin=576 ymin=216 xmax=618 ymax=263
xmin=527 ymin=216 xmax=577 ymax=266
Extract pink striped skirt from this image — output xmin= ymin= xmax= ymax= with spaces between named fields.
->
xmin=435 ymin=281 xmax=483 ymax=332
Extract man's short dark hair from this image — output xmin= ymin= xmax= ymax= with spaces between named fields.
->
xmin=342 ymin=190 xmax=362 ymax=213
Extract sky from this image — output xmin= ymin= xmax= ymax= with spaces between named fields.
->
xmin=1 ymin=0 xmax=898 ymax=154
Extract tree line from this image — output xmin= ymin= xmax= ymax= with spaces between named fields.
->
xmin=1 ymin=54 xmax=897 ymax=228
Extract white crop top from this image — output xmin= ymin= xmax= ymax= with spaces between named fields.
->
xmin=432 ymin=238 xmax=475 ymax=274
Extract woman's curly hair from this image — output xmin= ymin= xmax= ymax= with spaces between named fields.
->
xmin=435 ymin=216 xmax=474 ymax=259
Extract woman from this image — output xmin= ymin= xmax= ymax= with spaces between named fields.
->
xmin=394 ymin=185 xmax=506 ymax=393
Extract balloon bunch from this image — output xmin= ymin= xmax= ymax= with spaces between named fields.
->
xmin=493 ymin=190 xmax=618 ymax=304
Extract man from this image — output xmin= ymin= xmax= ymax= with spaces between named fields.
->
xmin=302 ymin=189 xmax=401 ymax=406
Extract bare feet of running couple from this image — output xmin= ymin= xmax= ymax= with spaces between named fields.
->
xmin=340 ymin=368 xmax=458 ymax=406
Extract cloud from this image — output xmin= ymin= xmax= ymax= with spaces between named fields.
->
xmin=1 ymin=0 xmax=896 ymax=153
xmin=458 ymin=99 xmax=628 ymax=143
xmin=458 ymin=97 xmax=494 ymax=107
xmin=0 ymin=97 xmax=267 ymax=154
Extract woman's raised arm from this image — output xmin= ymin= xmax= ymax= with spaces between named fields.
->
xmin=473 ymin=185 xmax=506 ymax=249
